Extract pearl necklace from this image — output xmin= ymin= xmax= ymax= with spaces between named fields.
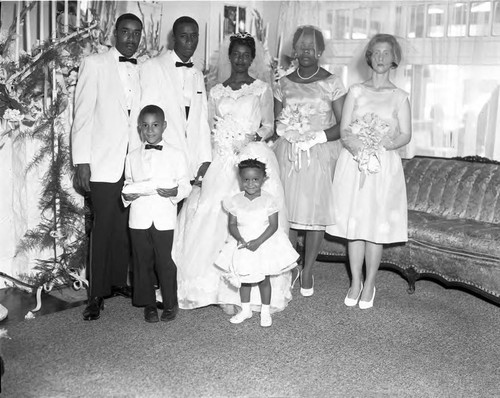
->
xmin=297 ymin=66 xmax=320 ymax=80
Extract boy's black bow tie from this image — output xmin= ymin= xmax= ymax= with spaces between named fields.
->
xmin=145 ymin=144 xmax=163 ymax=150
xmin=175 ymin=61 xmax=194 ymax=68
xmin=119 ymin=56 xmax=137 ymax=64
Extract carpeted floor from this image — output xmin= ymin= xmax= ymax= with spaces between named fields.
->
xmin=2 ymin=262 xmax=499 ymax=397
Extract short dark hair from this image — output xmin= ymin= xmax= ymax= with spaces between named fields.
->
xmin=365 ymin=34 xmax=402 ymax=69
xmin=115 ymin=13 xmax=143 ymax=31
xmin=228 ymin=33 xmax=256 ymax=59
xmin=292 ymin=26 xmax=325 ymax=54
xmin=238 ymin=158 xmax=267 ymax=176
xmin=139 ymin=105 xmax=165 ymax=122
xmin=173 ymin=16 xmax=199 ymax=36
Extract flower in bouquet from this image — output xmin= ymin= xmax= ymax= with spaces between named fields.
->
xmin=350 ymin=112 xmax=390 ymax=176
xmin=212 ymin=114 xmax=253 ymax=155
xmin=276 ymin=103 xmax=318 ymax=144
xmin=276 ymin=103 xmax=325 ymax=171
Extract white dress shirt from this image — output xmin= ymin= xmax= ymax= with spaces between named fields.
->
xmin=123 ymin=140 xmax=192 ymax=230
xmin=112 ymin=47 xmax=139 ymax=112
xmin=171 ymin=51 xmax=194 ymax=108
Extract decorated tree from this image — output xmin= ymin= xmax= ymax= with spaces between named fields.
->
xmin=0 ymin=2 xmax=164 ymax=304
xmin=0 ymin=2 xmax=113 ymax=296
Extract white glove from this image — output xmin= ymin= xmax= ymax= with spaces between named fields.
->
xmin=296 ymin=131 xmax=327 ymax=151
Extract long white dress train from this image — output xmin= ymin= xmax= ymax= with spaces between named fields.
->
xmin=173 ymin=79 xmax=293 ymax=313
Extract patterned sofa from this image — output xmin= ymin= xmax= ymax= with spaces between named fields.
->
xmin=315 ymin=156 xmax=500 ymax=304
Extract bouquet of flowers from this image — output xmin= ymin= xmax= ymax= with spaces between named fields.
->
xmin=276 ymin=103 xmax=318 ymax=144
xmin=212 ymin=114 xmax=253 ymax=156
xmin=276 ymin=104 xmax=325 ymax=170
xmin=349 ymin=113 xmax=391 ymax=174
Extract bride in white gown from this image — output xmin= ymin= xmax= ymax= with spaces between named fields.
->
xmin=172 ymin=33 xmax=292 ymax=313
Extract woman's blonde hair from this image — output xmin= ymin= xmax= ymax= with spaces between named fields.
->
xmin=365 ymin=34 xmax=402 ymax=69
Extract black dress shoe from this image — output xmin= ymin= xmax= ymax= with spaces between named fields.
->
xmin=160 ymin=305 xmax=178 ymax=322
xmin=144 ymin=305 xmax=159 ymax=323
xmin=83 ymin=297 xmax=104 ymax=321
xmin=111 ymin=285 xmax=133 ymax=298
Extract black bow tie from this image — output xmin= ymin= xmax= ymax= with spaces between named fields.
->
xmin=145 ymin=144 xmax=162 ymax=151
xmin=175 ymin=61 xmax=194 ymax=68
xmin=119 ymin=56 xmax=137 ymax=64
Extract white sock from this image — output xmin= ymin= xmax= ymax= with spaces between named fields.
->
xmin=241 ymin=302 xmax=251 ymax=314
xmin=261 ymin=304 xmax=270 ymax=316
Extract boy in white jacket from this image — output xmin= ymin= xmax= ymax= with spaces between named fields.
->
xmin=122 ymin=105 xmax=191 ymax=323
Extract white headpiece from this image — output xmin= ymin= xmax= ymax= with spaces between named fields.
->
xmin=206 ymin=34 xmax=273 ymax=92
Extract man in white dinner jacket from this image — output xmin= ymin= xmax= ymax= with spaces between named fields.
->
xmin=140 ymin=16 xmax=212 ymax=184
xmin=71 ymin=13 xmax=143 ymax=321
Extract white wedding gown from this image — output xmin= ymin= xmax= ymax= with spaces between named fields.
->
xmin=172 ymin=79 xmax=293 ymax=313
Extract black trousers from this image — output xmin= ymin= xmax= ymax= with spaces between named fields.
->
xmin=88 ymin=178 xmax=130 ymax=297
xmin=130 ymin=226 xmax=177 ymax=309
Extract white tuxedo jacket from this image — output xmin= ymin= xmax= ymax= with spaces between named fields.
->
xmin=140 ymin=50 xmax=212 ymax=179
xmin=71 ymin=48 xmax=142 ymax=182
xmin=123 ymin=141 xmax=191 ymax=231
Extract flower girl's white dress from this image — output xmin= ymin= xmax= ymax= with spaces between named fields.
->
xmin=173 ymin=79 xmax=293 ymax=312
xmin=215 ymin=191 xmax=298 ymax=285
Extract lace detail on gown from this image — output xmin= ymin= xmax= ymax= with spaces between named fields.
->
xmin=210 ymin=79 xmax=268 ymax=100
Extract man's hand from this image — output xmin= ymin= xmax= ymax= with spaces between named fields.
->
xmin=194 ymin=162 xmax=211 ymax=186
xmin=157 ymin=186 xmax=178 ymax=198
xmin=74 ymin=164 xmax=91 ymax=193
xmin=122 ymin=193 xmax=141 ymax=202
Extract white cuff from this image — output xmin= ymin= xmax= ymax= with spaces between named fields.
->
xmin=315 ymin=130 xmax=327 ymax=144
xmin=296 ymin=131 xmax=327 ymax=151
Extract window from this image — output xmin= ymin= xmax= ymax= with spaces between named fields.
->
xmin=394 ymin=6 xmax=405 ymax=35
xmin=427 ymin=4 xmax=446 ymax=37
xmin=493 ymin=1 xmax=500 ymax=35
xmin=411 ymin=65 xmax=500 ymax=158
xmin=335 ymin=9 xmax=351 ymax=39
xmin=448 ymin=2 xmax=468 ymax=36
xmin=469 ymin=1 xmax=491 ymax=36
xmin=408 ymin=4 xmax=426 ymax=38
xmin=369 ymin=7 xmax=383 ymax=36
xmin=352 ymin=8 xmax=369 ymax=39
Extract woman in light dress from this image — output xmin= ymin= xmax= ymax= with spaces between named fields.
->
xmin=274 ymin=26 xmax=346 ymax=296
xmin=173 ymin=33 xmax=292 ymax=313
xmin=326 ymin=34 xmax=412 ymax=309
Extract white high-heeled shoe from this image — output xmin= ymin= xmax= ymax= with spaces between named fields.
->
xmin=292 ymin=268 xmax=315 ymax=297
xmin=344 ymin=281 xmax=363 ymax=307
xmin=300 ymin=274 xmax=314 ymax=297
xmin=359 ymin=287 xmax=376 ymax=309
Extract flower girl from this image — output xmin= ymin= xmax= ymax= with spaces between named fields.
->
xmin=215 ymin=159 xmax=299 ymax=327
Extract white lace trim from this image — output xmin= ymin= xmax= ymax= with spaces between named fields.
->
xmin=210 ymin=79 xmax=268 ymax=101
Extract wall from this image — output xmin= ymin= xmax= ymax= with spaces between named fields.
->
xmin=116 ymin=1 xmax=282 ymax=70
